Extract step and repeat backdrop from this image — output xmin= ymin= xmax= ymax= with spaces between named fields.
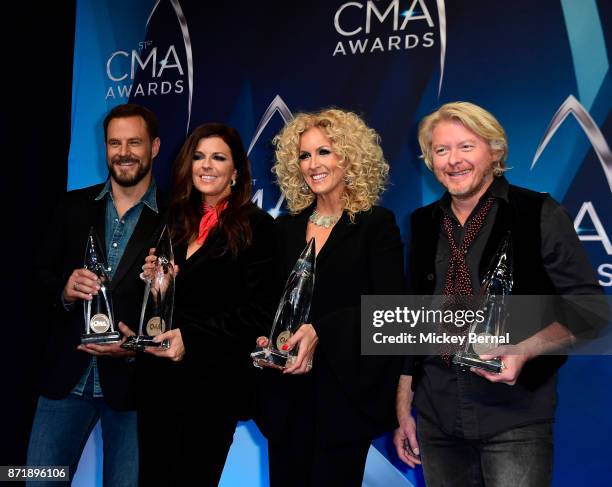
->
xmin=69 ymin=1 xmax=611 ymax=485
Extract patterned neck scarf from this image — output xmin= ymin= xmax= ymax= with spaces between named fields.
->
xmin=440 ymin=195 xmax=495 ymax=363
xmin=196 ymin=201 xmax=227 ymax=245
xmin=442 ymin=195 xmax=495 ymax=295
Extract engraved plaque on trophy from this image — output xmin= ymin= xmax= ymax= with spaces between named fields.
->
xmin=122 ymin=226 xmax=174 ymax=352
xmin=453 ymin=234 xmax=513 ymax=373
xmin=251 ymin=238 xmax=316 ymax=370
xmin=81 ymin=228 xmax=121 ymax=344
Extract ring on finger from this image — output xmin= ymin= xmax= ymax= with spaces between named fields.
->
xmin=73 ymin=281 xmax=79 ymax=291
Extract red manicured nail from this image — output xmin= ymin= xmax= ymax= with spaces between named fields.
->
xmin=281 ymin=345 xmax=289 ymax=351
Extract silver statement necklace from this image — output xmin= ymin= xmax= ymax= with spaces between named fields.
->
xmin=309 ymin=208 xmax=341 ymax=228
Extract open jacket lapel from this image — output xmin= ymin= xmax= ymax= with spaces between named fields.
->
xmin=110 ymin=205 xmax=161 ymax=290
xmin=175 ymin=226 xmax=227 ymax=282
xmin=478 ymin=199 xmax=511 ymax=282
xmin=283 ymin=209 xmax=358 ymax=273
xmin=315 ymin=212 xmax=357 ymax=265
xmin=287 ymin=210 xmax=311 ymax=265
xmin=88 ymin=197 xmax=108 ymax=264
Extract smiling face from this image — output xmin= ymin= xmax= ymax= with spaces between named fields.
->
xmin=431 ymin=120 xmax=498 ymax=200
xmin=106 ymin=116 xmax=159 ymax=188
xmin=298 ymin=127 xmax=346 ymax=203
xmin=191 ymin=136 xmax=237 ymax=206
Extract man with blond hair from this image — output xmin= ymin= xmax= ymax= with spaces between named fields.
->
xmin=394 ymin=101 xmax=603 ymax=486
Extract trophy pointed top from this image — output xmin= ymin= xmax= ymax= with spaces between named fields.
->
xmin=301 ymin=237 xmax=316 ymax=262
xmin=292 ymin=237 xmax=316 ymax=277
xmin=481 ymin=232 xmax=513 ymax=295
xmin=499 ymin=231 xmax=511 ymax=251
xmin=85 ymin=227 xmax=110 ymax=279
xmin=494 ymin=232 xmax=512 ymax=270
xmin=155 ymin=224 xmax=174 ymax=262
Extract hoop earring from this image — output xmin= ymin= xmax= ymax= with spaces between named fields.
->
xmin=231 ymin=178 xmax=237 ymax=187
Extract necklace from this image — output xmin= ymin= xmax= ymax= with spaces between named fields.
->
xmin=309 ymin=209 xmax=341 ymax=228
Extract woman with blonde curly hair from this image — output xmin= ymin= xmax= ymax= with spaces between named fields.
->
xmin=256 ymin=108 xmax=405 ymax=487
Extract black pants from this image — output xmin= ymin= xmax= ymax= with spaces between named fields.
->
xmin=264 ymin=363 xmax=374 ymax=487
xmin=139 ymin=403 xmax=237 ymax=486
xmin=417 ymin=415 xmax=553 ymax=487
xmin=268 ymin=435 xmax=371 ymax=487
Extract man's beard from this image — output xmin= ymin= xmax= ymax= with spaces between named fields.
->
xmin=108 ymin=155 xmax=151 ymax=187
xmin=448 ymin=167 xmax=494 ymax=200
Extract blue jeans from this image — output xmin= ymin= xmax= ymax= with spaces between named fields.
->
xmin=417 ymin=415 xmax=553 ymax=487
xmin=26 ymin=376 xmax=138 ymax=487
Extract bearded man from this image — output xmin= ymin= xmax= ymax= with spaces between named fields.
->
xmin=27 ymin=104 xmax=165 ymax=486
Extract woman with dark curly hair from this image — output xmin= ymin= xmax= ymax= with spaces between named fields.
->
xmin=256 ymin=109 xmax=405 ymax=486
xmin=137 ymin=123 xmax=279 ymax=486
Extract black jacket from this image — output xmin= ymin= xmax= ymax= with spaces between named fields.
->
xmin=258 ymin=205 xmax=405 ymax=443
xmin=137 ymin=203 xmax=280 ymax=417
xmin=35 ymin=182 xmax=165 ymax=410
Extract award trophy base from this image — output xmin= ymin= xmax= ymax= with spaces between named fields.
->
xmin=81 ymin=331 xmax=121 ymax=345
xmin=251 ymin=347 xmax=295 ymax=370
xmin=121 ymin=335 xmax=170 ymax=352
xmin=452 ymin=351 xmax=503 ymax=374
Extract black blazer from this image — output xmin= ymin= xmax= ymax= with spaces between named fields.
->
xmin=138 ymin=203 xmax=280 ymax=419
xmin=259 ymin=205 xmax=405 ymax=441
xmin=35 ymin=182 xmax=165 ymax=410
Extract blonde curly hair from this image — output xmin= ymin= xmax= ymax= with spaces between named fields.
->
xmin=272 ymin=108 xmax=389 ymax=220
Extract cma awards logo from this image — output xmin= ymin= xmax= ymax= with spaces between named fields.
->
xmin=532 ymin=95 xmax=612 ymax=286
xmin=332 ymin=0 xmax=447 ymax=93
xmin=104 ymin=43 xmax=185 ymax=100
xmin=105 ymin=0 xmax=194 ymax=132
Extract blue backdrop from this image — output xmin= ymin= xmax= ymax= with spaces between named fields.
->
xmin=69 ymin=1 xmax=611 ymax=485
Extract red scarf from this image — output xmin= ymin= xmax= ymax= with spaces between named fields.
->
xmin=196 ymin=201 xmax=227 ymax=245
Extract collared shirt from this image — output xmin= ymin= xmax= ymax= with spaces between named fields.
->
xmin=97 ymin=178 xmax=158 ymax=278
xmin=434 ymin=176 xmax=507 ymax=294
xmin=72 ymin=178 xmax=158 ymax=398
xmin=414 ymin=176 xmax=601 ymax=438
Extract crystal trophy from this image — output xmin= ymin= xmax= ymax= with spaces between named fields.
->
xmin=453 ymin=234 xmax=513 ymax=373
xmin=122 ymin=226 xmax=174 ymax=352
xmin=251 ymin=238 xmax=316 ymax=370
xmin=81 ymin=228 xmax=120 ymax=344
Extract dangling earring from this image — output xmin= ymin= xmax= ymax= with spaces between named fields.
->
xmin=344 ymin=175 xmax=353 ymax=187
xmin=301 ymin=181 xmax=310 ymax=192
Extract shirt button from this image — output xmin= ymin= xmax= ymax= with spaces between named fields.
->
xmin=120 ymin=220 xmax=125 ymax=224
xmin=114 ymin=218 xmax=119 ymax=223
xmin=426 ymin=273 xmax=434 ymax=281
xmin=112 ymin=243 xmax=118 ymax=248
xmin=107 ymin=266 xmax=112 ymax=272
